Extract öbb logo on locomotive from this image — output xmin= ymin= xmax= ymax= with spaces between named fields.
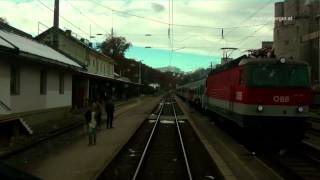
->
xmin=273 ymin=96 xmax=290 ymax=103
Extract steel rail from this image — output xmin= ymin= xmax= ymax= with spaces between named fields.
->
xmin=172 ymin=101 xmax=193 ymax=180
xmin=132 ymin=99 xmax=165 ymax=180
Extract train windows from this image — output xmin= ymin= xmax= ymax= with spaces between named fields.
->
xmin=247 ymin=64 xmax=309 ymax=87
xmin=287 ymin=66 xmax=309 ymax=87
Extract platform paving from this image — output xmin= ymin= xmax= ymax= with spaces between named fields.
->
xmin=23 ymin=96 xmax=160 ymax=180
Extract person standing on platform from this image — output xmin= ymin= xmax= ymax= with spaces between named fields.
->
xmin=105 ymin=97 xmax=115 ymax=129
xmin=84 ymin=104 xmax=92 ymax=133
xmin=88 ymin=103 xmax=98 ymax=145
xmin=95 ymin=98 xmax=103 ymax=130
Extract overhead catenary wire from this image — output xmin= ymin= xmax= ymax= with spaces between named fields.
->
xmin=222 ymin=0 xmax=274 ymax=39
xmin=233 ymin=0 xmax=298 ymax=54
xmin=36 ymin=0 xmax=279 ymax=61
xmin=222 ymin=0 xmax=298 ymax=58
xmin=36 ymin=0 xmax=91 ymax=37
xmin=90 ymin=0 xmax=277 ymax=30
xmin=207 ymin=0 xmax=274 ymax=58
xmin=64 ymin=0 xmax=108 ymax=34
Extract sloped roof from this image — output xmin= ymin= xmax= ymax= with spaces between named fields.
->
xmin=36 ymin=27 xmax=115 ymax=64
xmin=0 ymin=21 xmax=33 ymax=39
xmin=0 ymin=37 xmax=14 ymax=49
xmin=0 ymin=29 xmax=82 ymax=68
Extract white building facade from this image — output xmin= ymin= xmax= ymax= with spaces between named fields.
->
xmin=0 ymin=29 xmax=82 ymax=142
xmin=0 ymin=62 xmax=73 ymax=115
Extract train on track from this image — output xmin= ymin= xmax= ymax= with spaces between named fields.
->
xmin=177 ymin=55 xmax=312 ymax=145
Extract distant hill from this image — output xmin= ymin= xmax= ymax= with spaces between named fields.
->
xmin=157 ymin=66 xmax=183 ymax=73
xmin=177 ymin=67 xmax=210 ymax=85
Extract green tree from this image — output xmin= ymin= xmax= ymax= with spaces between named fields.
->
xmin=100 ymin=35 xmax=131 ymax=58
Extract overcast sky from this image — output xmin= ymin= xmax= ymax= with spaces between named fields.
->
xmin=1 ymin=0 xmax=280 ymax=71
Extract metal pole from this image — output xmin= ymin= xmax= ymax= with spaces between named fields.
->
xmin=53 ymin=0 xmax=59 ymax=28
xmin=53 ymin=0 xmax=59 ymax=48
xmin=139 ymin=60 xmax=141 ymax=85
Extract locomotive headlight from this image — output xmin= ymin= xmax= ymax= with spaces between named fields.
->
xmin=297 ymin=106 xmax=304 ymax=113
xmin=279 ymin=57 xmax=286 ymax=64
xmin=257 ymin=105 xmax=264 ymax=112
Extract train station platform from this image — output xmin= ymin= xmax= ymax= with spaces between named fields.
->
xmin=19 ymin=96 xmax=160 ymax=180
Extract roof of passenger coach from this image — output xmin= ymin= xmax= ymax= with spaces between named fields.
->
xmin=177 ymin=79 xmax=206 ymax=89
xmin=239 ymin=57 xmax=309 ymax=66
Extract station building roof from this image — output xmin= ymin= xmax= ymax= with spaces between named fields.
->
xmin=0 ymin=29 xmax=82 ymax=69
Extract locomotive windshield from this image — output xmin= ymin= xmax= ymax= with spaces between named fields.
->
xmin=247 ymin=64 xmax=309 ymax=88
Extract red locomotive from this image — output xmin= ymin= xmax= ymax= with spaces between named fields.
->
xmin=177 ymin=55 xmax=312 ymax=145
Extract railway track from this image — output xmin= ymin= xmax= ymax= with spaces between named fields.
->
xmin=98 ymin=95 xmax=222 ymax=180
xmin=132 ymin=97 xmax=192 ymax=180
xmin=258 ymin=143 xmax=320 ymax=180
xmin=216 ymin=117 xmax=320 ymax=180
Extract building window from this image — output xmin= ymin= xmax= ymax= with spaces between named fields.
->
xmin=10 ymin=66 xmax=20 ymax=95
xmin=40 ymin=70 xmax=47 ymax=95
xmin=59 ymin=73 xmax=64 ymax=94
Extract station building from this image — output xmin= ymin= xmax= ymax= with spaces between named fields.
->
xmin=0 ymin=28 xmax=82 ymax=147
xmin=0 ymin=21 xmax=140 ymax=147
xmin=36 ymin=28 xmax=140 ymax=108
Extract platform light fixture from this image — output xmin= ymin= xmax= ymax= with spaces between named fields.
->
xmin=279 ymin=57 xmax=286 ymax=64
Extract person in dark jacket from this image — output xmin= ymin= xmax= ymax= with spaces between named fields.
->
xmin=84 ymin=105 xmax=92 ymax=132
xmin=105 ymin=97 xmax=115 ymax=129
xmin=95 ymin=98 xmax=103 ymax=129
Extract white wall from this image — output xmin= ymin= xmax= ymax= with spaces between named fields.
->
xmin=0 ymin=62 xmax=11 ymax=114
xmin=4 ymin=63 xmax=73 ymax=114
xmin=10 ymin=65 xmax=46 ymax=112
xmin=45 ymin=70 xmax=72 ymax=108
